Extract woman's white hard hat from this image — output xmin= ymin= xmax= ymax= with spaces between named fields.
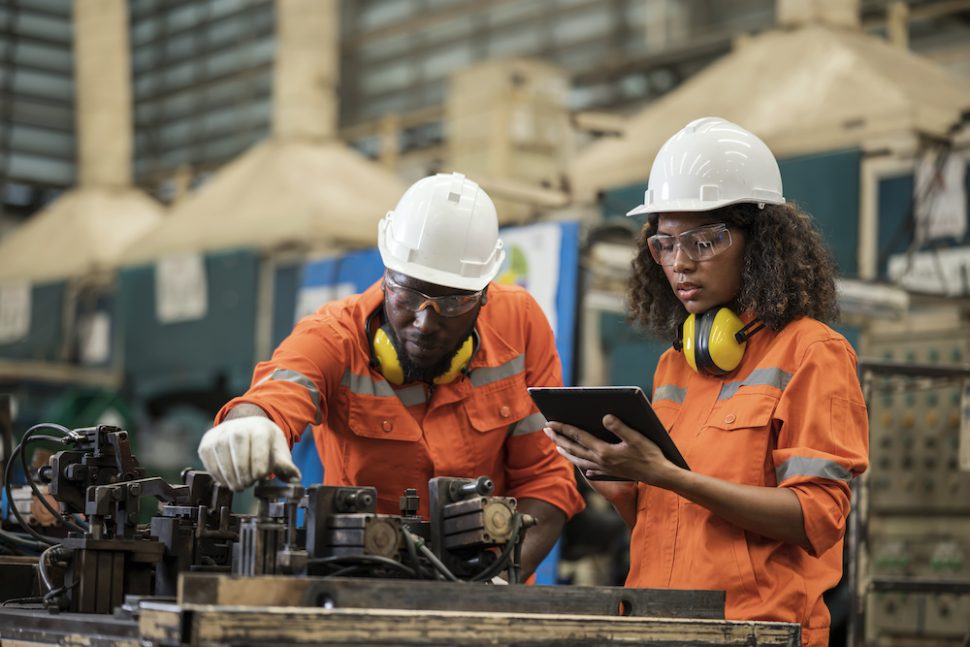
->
xmin=627 ymin=116 xmax=785 ymax=216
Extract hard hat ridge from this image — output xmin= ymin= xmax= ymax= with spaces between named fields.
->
xmin=627 ymin=116 xmax=785 ymax=216
xmin=378 ymin=172 xmax=505 ymax=291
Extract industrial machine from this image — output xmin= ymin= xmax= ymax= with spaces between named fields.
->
xmin=0 ymin=422 xmax=537 ymax=615
xmin=0 ymin=420 xmax=806 ymax=646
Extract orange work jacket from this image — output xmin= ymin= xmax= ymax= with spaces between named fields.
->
xmin=627 ymin=317 xmax=869 ymax=647
xmin=217 ymin=280 xmax=584 ymax=521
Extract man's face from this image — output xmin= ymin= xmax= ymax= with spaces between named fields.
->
xmin=382 ymin=270 xmax=485 ymax=381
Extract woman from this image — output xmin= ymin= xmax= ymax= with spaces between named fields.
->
xmin=546 ymin=117 xmax=868 ymax=647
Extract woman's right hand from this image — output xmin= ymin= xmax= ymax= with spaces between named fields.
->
xmin=543 ymin=416 xmax=679 ymax=486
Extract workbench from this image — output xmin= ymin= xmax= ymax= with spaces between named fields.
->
xmin=0 ymin=574 xmax=802 ymax=646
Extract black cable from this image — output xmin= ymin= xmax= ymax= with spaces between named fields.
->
xmin=510 ymin=534 xmax=523 ymax=584
xmin=38 ymin=544 xmax=63 ymax=592
xmin=2 ymin=423 xmax=78 ymax=545
xmin=21 ymin=423 xmax=72 ymax=439
xmin=400 ymin=526 xmax=431 ymax=579
xmin=471 ymin=516 xmax=522 ymax=582
xmin=307 ymin=554 xmax=417 ymax=578
xmin=0 ymin=527 xmax=47 ymax=552
xmin=4 ymin=441 xmax=57 ymax=546
xmin=19 ymin=435 xmax=67 ymax=443
xmin=410 ymin=536 xmax=460 ymax=582
xmin=0 ymin=596 xmax=44 ymax=607
xmin=41 ymin=578 xmax=78 ymax=610
xmin=19 ymin=428 xmax=87 ymax=534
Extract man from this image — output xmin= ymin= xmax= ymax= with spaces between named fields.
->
xmin=198 ymin=172 xmax=584 ymax=578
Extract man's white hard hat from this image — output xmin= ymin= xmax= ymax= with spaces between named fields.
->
xmin=627 ymin=117 xmax=785 ymax=216
xmin=378 ymin=172 xmax=505 ymax=291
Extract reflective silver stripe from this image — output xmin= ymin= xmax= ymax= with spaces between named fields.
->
xmin=653 ymin=384 xmax=686 ymax=404
xmin=510 ymin=412 xmax=547 ymax=437
xmin=776 ymin=456 xmax=853 ymax=483
xmin=470 ymin=355 xmax=525 ymax=388
xmin=340 ymin=371 xmax=428 ymax=407
xmin=264 ymin=369 xmax=322 ymax=424
xmin=341 ymin=371 xmax=396 ymax=398
xmin=395 ymin=385 xmax=427 ymax=407
xmin=718 ymin=367 xmax=792 ymax=400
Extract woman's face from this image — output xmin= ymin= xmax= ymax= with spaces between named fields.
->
xmin=653 ymin=212 xmax=746 ymax=314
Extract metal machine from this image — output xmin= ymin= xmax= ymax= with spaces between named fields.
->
xmin=0 ymin=422 xmax=537 ymax=616
xmin=0 ymin=420 xmax=808 ymax=647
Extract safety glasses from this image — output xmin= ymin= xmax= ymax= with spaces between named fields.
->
xmin=647 ymin=223 xmax=733 ymax=266
xmin=383 ymin=273 xmax=483 ymax=317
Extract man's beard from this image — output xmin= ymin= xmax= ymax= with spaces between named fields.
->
xmin=386 ymin=324 xmax=474 ymax=384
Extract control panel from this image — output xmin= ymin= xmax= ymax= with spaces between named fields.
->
xmin=860 ymin=309 xmax=970 ymax=644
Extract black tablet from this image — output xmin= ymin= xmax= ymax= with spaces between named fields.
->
xmin=528 ymin=386 xmax=689 ymax=472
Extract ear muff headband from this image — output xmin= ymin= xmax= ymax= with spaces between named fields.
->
xmin=679 ymin=307 xmax=754 ymax=376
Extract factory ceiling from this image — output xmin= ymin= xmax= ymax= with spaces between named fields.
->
xmin=118 ymin=139 xmax=405 ymax=266
xmin=570 ymin=24 xmax=970 ymax=202
xmin=0 ymin=188 xmax=163 ymax=282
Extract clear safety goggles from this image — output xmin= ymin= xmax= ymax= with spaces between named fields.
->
xmin=383 ymin=273 xmax=483 ymax=317
xmin=647 ymin=223 xmax=734 ymax=266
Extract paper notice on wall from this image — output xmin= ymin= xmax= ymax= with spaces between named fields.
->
xmin=0 ymin=281 xmax=31 ymax=344
xmin=156 ymin=253 xmax=208 ymax=323
xmin=915 ymin=152 xmax=967 ymax=242
xmin=496 ymin=222 xmax=562 ymax=334
xmin=77 ymin=311 xmax=111 ymax=365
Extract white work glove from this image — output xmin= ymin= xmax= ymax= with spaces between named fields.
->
xmin=198 ymin=417 xmax=301 ymax=491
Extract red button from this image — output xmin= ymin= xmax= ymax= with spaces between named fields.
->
xmin=382 ymin=420 xmax=393 ymax=432
xmin=724 ymin=413 xmax=736 ymax=424
xmin=499 ymin=405 xmax=511 ymax=418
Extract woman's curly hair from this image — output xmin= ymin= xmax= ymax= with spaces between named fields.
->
xmin=627 ymin=202 xmax=840 ymax=340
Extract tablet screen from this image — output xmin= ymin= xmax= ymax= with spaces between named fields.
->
xmin=528 ymin=386 xmax=689 ymax=472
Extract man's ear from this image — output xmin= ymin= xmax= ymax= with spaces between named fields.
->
xmin=480 ymin=286 xmax=488 ymax=307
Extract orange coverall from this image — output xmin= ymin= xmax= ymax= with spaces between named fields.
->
xmin=217 ymin=280 xmax=584 ymax=521
xmin=628 ymin=317 xmax=869 ymax=647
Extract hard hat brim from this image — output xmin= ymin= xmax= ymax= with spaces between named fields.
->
xmin=626 ymin=196 xmax=785 ymax=216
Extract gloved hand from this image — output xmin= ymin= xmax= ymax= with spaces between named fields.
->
xmin=198 ymin=417 xmax=301 ymax=491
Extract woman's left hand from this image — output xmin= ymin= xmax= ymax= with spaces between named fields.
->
xmin=543 ymin=415 xmax=680 ymax=486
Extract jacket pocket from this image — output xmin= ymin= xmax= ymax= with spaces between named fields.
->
xmin=699 ymin=394 xmax=777 ymax=484
xmin=730 ymin=526 xmax=762 ymax=602
xmin=463 ymin=379 xmax=534 ymax=434
xmin=347 ymin=394 xmax=421 ymax=442
xmin=704 ymin=393 xmax=776 ymax=431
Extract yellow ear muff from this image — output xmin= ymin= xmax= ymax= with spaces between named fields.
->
xmin=680 ymin=307 xmax=748 ymax=376
xmin=372 ymin=325 xmax=405 ymax=385
xmin=371 ymin=325 xmax=475 ymax=386
xmin=703 ymin=308 xmax=747 ymax=375
xmin=433 ymin=335 xmax=474 ymax=385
